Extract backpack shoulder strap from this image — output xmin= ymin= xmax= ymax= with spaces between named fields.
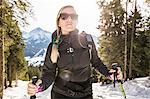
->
xmin=80 ymin=31 xmax=94 ymax=60
xmin=80 ymin=31 xmax=94 ymax=43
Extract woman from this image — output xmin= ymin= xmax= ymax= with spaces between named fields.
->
xmin=27 ymin=5 xmax=122 ymax=99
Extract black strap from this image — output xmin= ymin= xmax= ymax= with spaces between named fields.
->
xmin=54 ymin=77 xmax=92 ymax=97
xmin=53 ymin=84 xmax=92 ymax=98
xmin=79 ymin=31 xmax=94 ymax=60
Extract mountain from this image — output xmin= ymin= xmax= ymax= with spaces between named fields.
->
xmin=23 ymin=27 xmax=52 ymax=57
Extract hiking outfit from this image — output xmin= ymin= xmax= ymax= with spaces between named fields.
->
xmin=39 ymin=29 xmax=110 ymax=99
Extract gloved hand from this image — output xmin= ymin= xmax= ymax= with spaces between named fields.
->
xmin=107 ymin=63 xmax=123 ymax=81
xmin=27 ymin=77 xmax=42 ymax=96
xmin=108 ymin=67 xmax=123 ymax=81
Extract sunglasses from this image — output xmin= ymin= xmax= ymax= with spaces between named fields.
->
xmin=59 ymin=13 xmax=78 ymax=20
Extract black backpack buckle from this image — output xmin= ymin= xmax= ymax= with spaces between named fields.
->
xmin=67 ymin=90 xmax=76 ymax=96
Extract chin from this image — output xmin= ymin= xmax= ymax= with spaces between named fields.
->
xmin=67 ymin=28 xmax=75 ymax=32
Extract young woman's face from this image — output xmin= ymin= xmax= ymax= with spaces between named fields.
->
xmin=58 ymin=7 xmax=78 ymax=35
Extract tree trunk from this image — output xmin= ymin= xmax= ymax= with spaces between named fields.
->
xmin=8 ymin=64 xmax=12 ymax=87
xmin=0 ymin=30 xmax=4 ymax=99
xmin=15 ymin=66 xmax=18 ymax=87
xmin=124 ymin=0 xmax=128 ymax=81
xmin=0 ymin=0 xmax=4 ymax=98
xmin=129 ymin=0 xmax=136 ymax=79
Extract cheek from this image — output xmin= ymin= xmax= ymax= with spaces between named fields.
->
xmin=58 ymin=20 xmax=65 ymax=28
xmin=73 ymin=21 xmax=78 ymax=27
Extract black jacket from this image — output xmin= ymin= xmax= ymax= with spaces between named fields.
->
xmin=40 ymin=29 xmax=109 ymax=91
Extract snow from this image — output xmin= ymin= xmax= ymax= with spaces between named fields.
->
xmin=93 ymin=77 xmax=150 ymax=99
xmin=3 ymin=77 xmax=150 ymax=99
xmin=27 ymin=49 xmax=47 ymax=66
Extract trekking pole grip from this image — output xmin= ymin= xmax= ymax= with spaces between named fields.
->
xmin=111 ymin=63 xmax=119 ymax=88
xmin=30 ymin=76 xmax=38 ymax=99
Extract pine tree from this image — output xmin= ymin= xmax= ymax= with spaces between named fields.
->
xmin=0 ymin=0 xmax=5 ymax=98
xmin=1 ymin=0 xmax=31 ymax=88
xmin=129 ymin=14 xmax=150 ymax=78
xmin=146 ymin=0 xmax=150 ymax=3
xmin=97 ymin=0 xmax=125 ymax=68
xmin=97 ymin=0 xmax=150 ymax=79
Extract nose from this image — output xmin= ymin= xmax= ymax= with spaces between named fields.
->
xmin=67 ymin=16 xmax=73 ymax=21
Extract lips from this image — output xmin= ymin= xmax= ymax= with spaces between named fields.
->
xmin=66 ymin=24 xmax=72 ymax=26
xmin=66 ymin=24 xmax=73 ymax=27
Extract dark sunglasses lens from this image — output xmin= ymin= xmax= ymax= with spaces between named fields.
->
xmin=60 ymin=13 xmax=69 ymax=20
xmin=60 ymin=13 xmax=78 ymax=20
xmin=70 ymin=14 xmax=78 ymax=20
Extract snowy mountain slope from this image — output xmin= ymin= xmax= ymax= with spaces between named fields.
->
xmin=24 ymin=27 xmax=51 ymax=42
xmin=28 ymin=48 xmax=47 ymax=66
xmin=3 ymin=77 xmax=150 ymax=99
xmin=23 ymin=27 xmax=52 ymax=57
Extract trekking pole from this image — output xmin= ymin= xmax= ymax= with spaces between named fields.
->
xmin=118 ymin=81 xmax=127 ymax=99
xmin=30 ymin=76 xmax=38 ymax=99
xmin=111 ymin=63 xmax=127 ymax=99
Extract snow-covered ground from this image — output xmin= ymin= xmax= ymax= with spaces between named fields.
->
xmin=3 ymin=77 xmax=150 ymax=99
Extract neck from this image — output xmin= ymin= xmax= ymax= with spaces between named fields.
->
xmin=61 ymin=29 xmax=78 ymax=35
xmin=61 ymin=31 xmax=70 ymax=35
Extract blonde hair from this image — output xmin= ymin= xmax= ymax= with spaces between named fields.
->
xmin=51 ymin=5 xmax=75 ymax=63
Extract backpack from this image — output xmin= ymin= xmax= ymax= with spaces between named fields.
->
xmin=79 ymin=31 xmax=101 ymax=82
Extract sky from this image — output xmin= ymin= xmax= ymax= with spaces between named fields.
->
xmin=23 ymin=0 xmax=100 ymax=36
